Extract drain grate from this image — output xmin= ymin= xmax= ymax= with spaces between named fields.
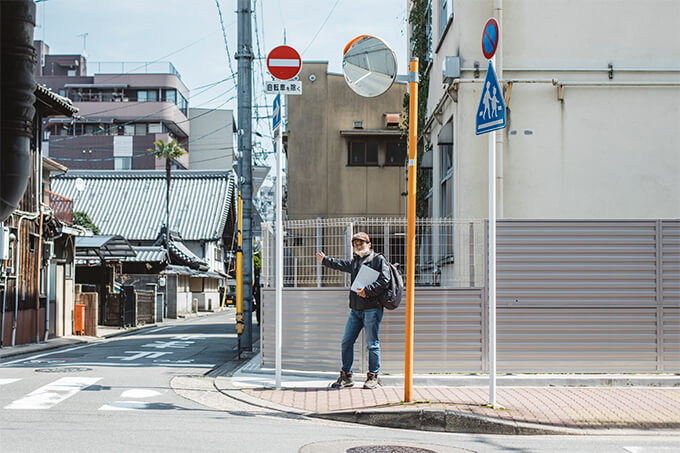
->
xmin=35 ymin=367 xmax=92 ymax=373
xmin=347 ymin=447 xmax=437 ymax=453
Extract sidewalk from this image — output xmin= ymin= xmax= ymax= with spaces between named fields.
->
xmin=215 ymin=354 xmax=680 ymax=435
xmin=0 ymin=309 xmax=230 ymax=360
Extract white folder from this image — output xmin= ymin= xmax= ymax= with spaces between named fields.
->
xmin=351 ymin=264 xmax=380 ymax=293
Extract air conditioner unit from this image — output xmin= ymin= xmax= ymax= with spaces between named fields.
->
xmin=442 ymin=56 xmax=461 ymax=84
xmin=385 ymin=113 xmax=400 ymax=128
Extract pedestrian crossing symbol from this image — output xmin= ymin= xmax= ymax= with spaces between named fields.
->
xmin=475 ymin=61 xmax=506 ymax=135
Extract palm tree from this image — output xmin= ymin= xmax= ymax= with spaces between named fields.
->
xmin=149 ymin=139 xmax=186 ymax=260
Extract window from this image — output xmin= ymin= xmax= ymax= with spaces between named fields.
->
xmin=67 ymin=69 xmax=76 ymax=77
xmin=124 ymin=125 xmax=135 ymax=136
xmin=440 ymin=144 xmax=453 ymax=176
xmin=134 ymin=123 xmax=146 ymax=136
xmin=385 ymin=142 xmax=406 ymax=166
xmin=440 ymin=176 xmax=452 ymax=217
xmin=348 ymin=142 xmax=378 ymax=166
xmin=148 ymin=122 xmax=162 ymax=134
xmin=164 ymin=89 xmax=176 ymax=104
xmin=114 ymin=156 xmax=132 ymax=170
xmin=439 ymin=0 xmax=453 ymax=39
xmin=137 ymin=90 xmax=158 ymax=102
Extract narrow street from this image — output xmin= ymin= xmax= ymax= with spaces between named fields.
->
xmin=0 ymin=311 xmax=677 ymax=453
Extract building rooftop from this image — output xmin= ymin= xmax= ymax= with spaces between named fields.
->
xmin=52 ymin=170 xmax=236 ymax=242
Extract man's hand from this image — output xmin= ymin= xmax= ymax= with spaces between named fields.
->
xmin=315 ymin=252 xmax=325 ymax=263
xmin=357 ymin=288 xmax=366 ymax=298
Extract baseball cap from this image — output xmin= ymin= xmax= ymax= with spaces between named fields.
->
xmin=351 ymin=232 xmax=371 ymax=243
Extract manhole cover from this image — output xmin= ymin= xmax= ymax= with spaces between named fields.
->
xmin=347 ymin=447 xmax=437 ymax=453
xmin=35 ymin=367 xmax=92 ymax=373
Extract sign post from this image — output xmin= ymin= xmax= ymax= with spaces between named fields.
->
xmin=475 ymin=18 xmax=505 ymax=408
xmin=273 ymin=93 xmax=283 ymax=389
xmin=267 ymin=44 xmax=301 ymax=390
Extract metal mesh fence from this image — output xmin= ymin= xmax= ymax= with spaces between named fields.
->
xmin=262 ymin=217 xmax=486 ymax=288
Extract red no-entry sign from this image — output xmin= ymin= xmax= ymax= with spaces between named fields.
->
xmin=267 ymin=45 xmax=302 ymax=81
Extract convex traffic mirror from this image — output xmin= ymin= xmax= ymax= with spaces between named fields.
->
xmin=342 ymin=35 xmax=397 ymax=98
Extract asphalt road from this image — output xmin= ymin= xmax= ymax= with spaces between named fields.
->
xmin=0 ymin=311 xmax=677 ymax=453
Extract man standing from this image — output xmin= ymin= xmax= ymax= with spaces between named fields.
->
xmin=315 ymin=232 xmax=390 ymax=389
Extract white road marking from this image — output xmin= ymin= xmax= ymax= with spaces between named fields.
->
xmin=624 ymin=448 xmax=678 ymax=453
xmin=120 ymin=389 xmax=162 ymax=398
xmin=98 ymin=401 xmax=153 ymax=411
xmin=141 ymin=340 xmax=194 ymax=349
xmin=147 ymin=326 xmax=171 ymax=333
xmin=106 ymin=351 xmax=172 ymax=361
xmin=0 ymin=378 xmax=21 ymax=386
xmin=4 ymin=377 xmax=101 ymax=410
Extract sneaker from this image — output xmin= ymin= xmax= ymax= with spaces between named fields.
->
xmin=363 ymin=372 xmax=379 ymax=389
xmin=330 ymin=371 xmax=354 ymax=389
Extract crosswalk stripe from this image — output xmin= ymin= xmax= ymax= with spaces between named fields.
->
xmin=4 ymin=377 xmax=101 ymax=410
xmin=0 ymin=378 xmax=21 ymax=386
xmin=99 ymin=401 xmax=154 ymax=411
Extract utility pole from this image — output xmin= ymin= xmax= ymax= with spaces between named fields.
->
xmin=236 ymin=0 xmax=254 ymax=353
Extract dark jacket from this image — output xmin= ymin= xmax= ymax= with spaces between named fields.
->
xmin=322 ymin=250 xmax=390 ymax=310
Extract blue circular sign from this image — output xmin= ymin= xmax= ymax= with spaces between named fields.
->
xmin=482 ymin=18 xmax=499 ymax=59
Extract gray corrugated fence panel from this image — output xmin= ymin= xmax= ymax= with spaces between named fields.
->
xmin=662 ymin=220 xmax=680 ymax=308
xmin=261 ymin=289 xmax=364 ymax=372
xmin=662 ymin=220 xmax=680 ymax=370
xmin=496 ymin=307 xmax=659 ymax=372
xmin=496 ymin=220 xmax=658 ymax=307
xmin=379 ymin=288 xmax=484 ymax=374
xmin=261 ymin=288 xmax=484 ymax=374
xmin=664 ymin=306 xmax=680 ymax=371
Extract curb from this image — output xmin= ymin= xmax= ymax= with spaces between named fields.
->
xmin=309 ymin=409 xmax=680 ymax=437
xmin=0 ymin=337 xmax=90 ymax=360
xmin=309 ymin=408 xmax=575 ymax=435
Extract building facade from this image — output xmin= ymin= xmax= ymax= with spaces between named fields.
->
xmin=188 ymin=108 xmax=235 ymax=170
xmin=285 ymin=62 xmax=408 ymax=220
xmin=417 ymin=0 xmax=680 ymax=221
xmin=34 ymin=41 xmax=190 ymax=171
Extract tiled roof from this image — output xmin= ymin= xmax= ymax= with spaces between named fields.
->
xmin=52 ymin=170 xmax=235 ymax=241
xmin=125 ymin=246 xmax=167 ymax=263
xmin=35 ymin=84 xmax=78 ymax=116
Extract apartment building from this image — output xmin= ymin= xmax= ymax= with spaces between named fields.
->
xmin=34 ymin=40 xmax=190 ymax=171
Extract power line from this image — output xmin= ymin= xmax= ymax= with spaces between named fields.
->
xmin=214 ymin=0 xmax=238 ymax=82
xmin=301 ymin=0 xmax=342 ymax=56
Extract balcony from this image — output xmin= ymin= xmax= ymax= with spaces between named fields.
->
xmin=46 ymin=190 xmax=73 ymax=225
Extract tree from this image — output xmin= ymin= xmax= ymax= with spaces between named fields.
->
xmin=148 ymin=139 xmax=186 ymax=259
xmin=73 ymin=211 xmax=100 ymax=234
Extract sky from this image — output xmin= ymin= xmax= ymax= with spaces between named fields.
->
xmin=34 ymin=0 xmax=409 ymax=198
xmin=34 ymin=0 xmax=409 ymax=120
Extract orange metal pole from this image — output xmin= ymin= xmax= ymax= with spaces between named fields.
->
xmin=405 ymin=57 xmax=418 ymax=403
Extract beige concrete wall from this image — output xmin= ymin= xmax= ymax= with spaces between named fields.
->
xmin=287 ymin=62 xmax=408 ymax=220
xmin=424 ymin=0 xmax=680 ymax=220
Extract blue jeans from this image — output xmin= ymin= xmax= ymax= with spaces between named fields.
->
xmin=341 ymin=308 xmax=384 ymax=375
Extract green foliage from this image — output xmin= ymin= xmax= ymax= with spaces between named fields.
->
xmin=148 ymin=139 xmax=186 ymax=161
xmin=403 ymin=0 xmax=432 ymax=218
xmin=73 ymin=211 xmax=100 ymax=234
xmin=253 ymin=250 xmax=262 ymax=272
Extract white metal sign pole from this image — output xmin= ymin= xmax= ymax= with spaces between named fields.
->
xmin=488 ymin=56 xmax=497 ymax=408
xmin=275 ymin=103 xmax=284 ymax=389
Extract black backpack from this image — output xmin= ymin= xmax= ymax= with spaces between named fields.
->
xmin=376 ymin=254 xmax=404 ymax=310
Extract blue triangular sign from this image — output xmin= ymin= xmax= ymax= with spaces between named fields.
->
xmin=475 ymin=61 xmax=506 ymax=135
